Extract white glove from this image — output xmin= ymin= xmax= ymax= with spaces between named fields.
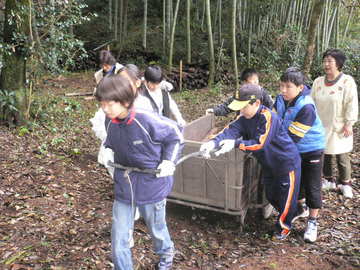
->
xmin=206 ymin=108 xmax=214 ymax=115
xmin=214 ymin=139 xmax=235 ymax=156
xmin=156 ymin=160 xmax=176 ymax=178
xmin=177 ymin=118 xmax=187 ymax=127
xmin=200 ymin=140 xmax=215 ymax=159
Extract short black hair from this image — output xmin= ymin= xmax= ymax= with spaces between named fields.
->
xmin=95 ymin=74 xmax=135 ymax=108
xmin=99 ymin=50 xmax=116 ymax=66
xmin=322 ymin=49 xmax=346 ymax=70
xmin=144 ymin=65 xmax=163 ymax=83
xmin=240 ymin=68 xmax=258 ymax=82
xmin=280 ymin=67 xmax=305 ymax=86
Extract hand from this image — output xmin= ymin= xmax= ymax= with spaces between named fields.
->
xmin=156 ymin=160 xmax=176 ymax=178
xmin=206 ymin=108 xmax=214 ymax=115
xmin=177 ymin=118 xmax=186 ymax=127
xmin=343 ymin=123 xmax=353 ymax=137
xmin=200 ymin=141 xmax=215 ymax=159
xmin=214 ymin=139 xmax=235 ymax=156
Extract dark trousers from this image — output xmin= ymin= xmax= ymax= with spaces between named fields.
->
xmin=299 ymin=153 xmax=323 ymax=209
xmin=323 ymin=153 xmax=352 ymax=183
xmin=263 ymin=167 xmax=301 ymax=230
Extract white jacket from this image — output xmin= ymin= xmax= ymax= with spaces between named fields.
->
xmin=311 ymin=74 xmax=358 ymax=154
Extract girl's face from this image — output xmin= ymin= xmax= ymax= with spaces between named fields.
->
xmin=245 ymin=74 xmax=259 ymax=85
xmin=323 ymin=56 xmax=339 ymax=75
xmin=100 ymin=100 xmax=129 ymax=119
xmin=280 ymin=81 xmax=303 ymax=102
xmin=240 ymin=100 xmax=260 ymax=119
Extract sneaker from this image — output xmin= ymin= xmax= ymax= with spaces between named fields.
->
xmin=273 ymin=228 xmax=291 ymax=241
xmin=292 ymin=203 xmax=309 ymax=223
xmin=156 ymin=258 xmax=173 ymax=270
xmin=322 ymin=179 xmax=337 ymax=190
xmin=263 ymin=204 xmax=274 ymax=219
xmin=339 ymin=184 xmax=353 ymax=199
xmin=134 ymin=208 xmax=140 ymax=221
xmin=304 ymin=219 xmax=318 ymax=243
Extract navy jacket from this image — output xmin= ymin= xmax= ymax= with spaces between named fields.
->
xmin=105 ymin=109 xmax=183 ymax=205
xmin=212 ymin=105 xmax=300 ymax=176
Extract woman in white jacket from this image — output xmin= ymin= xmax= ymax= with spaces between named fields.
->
xmin=311 ymin=49 xmax=358 ymax=198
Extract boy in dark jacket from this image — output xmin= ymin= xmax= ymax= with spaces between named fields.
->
xmin=206 ymin=68 xmax=273 ymax=116
xmin=200 ymin=84 xmax=301 ymax=240
xmin=95 ymin=74 xmax=183 ymax=270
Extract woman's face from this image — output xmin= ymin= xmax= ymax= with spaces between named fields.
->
xmin=323 ymin=56 xmax=339 ymax=75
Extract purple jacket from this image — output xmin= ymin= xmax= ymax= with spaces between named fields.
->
xmin=105 ymin=109 xmax=183 ymax=205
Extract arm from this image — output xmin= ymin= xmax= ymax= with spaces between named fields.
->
xmin=261 ymin=88 xmax=274 ymax=109
xmin=168 ymin=94 xmax=186 ymax=126
xmin=212 ymin=117 xmax=244 ymax=147
xmin=212 ymin=96 xmax=235 ymax=116
xmin=343 ymin=77 xmax=358 ymax=136
xmin=288 ymin=104 xmax=316 ymax=143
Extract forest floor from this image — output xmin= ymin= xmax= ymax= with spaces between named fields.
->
xmin=0 ymin=72 xmax=359 ymax=270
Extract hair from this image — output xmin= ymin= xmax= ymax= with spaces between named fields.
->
xmin=144 ymin=65 xmax=163 ymax=83
xmin=240 ymin=68 xmax=258 ymax=82
xmin=117 ymin=64 xmax=141 ymax=95
xmin=95 ymin=74 xmax=136 ymax=108
xmin=125 ymin=64 xmax=141 ymax=80
xmin=322 ymin=49 xmax=346 ymax=70
xmin=280 ymin=67 xmax=305 ymax=86
xmin=99 ymin=50 xmax=116 ymax=66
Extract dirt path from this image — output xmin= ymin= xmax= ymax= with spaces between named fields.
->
xmin=0 ymin=73 xmax=359 ymax=270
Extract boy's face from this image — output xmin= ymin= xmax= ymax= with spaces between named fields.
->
xmin=146 ymin=81 xmax=161 ymax=91
xmin=240 ymin=100 xmax=260 ymax=119
xmin=245 ymin=74 xmax=259 ymax=85
xmin=280 ymin=81 xmax=303 ymax=102
xmin=100 ymin=100 xmax=129 ymax=119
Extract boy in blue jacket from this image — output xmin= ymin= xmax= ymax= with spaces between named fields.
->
xmin=200 ymin=84 xmax=301 ymax=240
xmin=274 ymin=67 xmax=325 ymax=243
xmin=95 ymin=74 xmax=183 ymax=270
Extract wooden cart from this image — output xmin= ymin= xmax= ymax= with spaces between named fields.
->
xmin=169 ymin=114 xmax=265 ymax=225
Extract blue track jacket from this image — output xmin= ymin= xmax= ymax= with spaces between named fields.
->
xmin=105 ymin=109 xmax=183 ymax=205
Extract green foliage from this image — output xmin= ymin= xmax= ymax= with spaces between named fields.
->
xmin=0 ymin=89 xmax=18 ymax=123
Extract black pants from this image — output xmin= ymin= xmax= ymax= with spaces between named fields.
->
xmin=299 ymin=152 xmax=323 ymax=209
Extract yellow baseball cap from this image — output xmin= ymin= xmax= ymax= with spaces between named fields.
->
xmin=228 ymin=84 xmax=262 ymax=111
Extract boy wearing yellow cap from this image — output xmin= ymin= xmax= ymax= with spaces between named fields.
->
xmin=200 ymin=84 xmax=301 ymax=240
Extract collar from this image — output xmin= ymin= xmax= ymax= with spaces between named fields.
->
xmin=111 ymin=110 xmax=136 ymax=125
xmin=285 ymin=93 xmax=301 ymax=108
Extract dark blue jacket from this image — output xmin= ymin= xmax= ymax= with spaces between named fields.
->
xmin=274 ymin=85 xmax=325 ymax=153
xmin=212 ymin=105 xmax=300 ymax=176
xmin=105 ymin=109 xmax=183 ymax=205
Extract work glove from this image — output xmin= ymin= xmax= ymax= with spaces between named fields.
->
xmin=200 ymin=140 xmax=216 ymax=159
xmin=214 ymin=139 xmax=235 ymax=156
xmin=156 ymin=160 xmax=176 ymax=178
xmin=177 ymin=118 xmax=187 ymax=127
xmin=205 ymin=108 xmax=214 ymax=115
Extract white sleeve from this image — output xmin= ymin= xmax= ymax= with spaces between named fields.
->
xmin=344 ymin=76 xmax=358 ymax=125
xmin=89 ymin=109 xmax=107 ymax=141
xmin=169 ymin=94 xmax=186 ymax=126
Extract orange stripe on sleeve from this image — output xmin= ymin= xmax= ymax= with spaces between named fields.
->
xmin=279 ymin=170 xmax=296 ymax=230
xmin=242 ymin=109 xmax=272 ymax=151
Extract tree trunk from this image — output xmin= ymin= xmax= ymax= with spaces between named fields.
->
xmin=163 ymin=0 xmax=166 ymax=52
xmin=114 ymin=0 xmax=118 ymax=39
xmin=205 ymin=0 xmax=215 ymax=87
xmin=168 ymin=0 xmax=181 ymax=70
xmin=231 ymin=0 xmax=239 ymax=89
xmin=0 ymin=0 xmax=30 ymax=124
xmin=109 ymin=0 xmax=112 ymax=30
xmin=303 ymin=0 xmax=326 ymax=77
xmin=143 ymin=0 xmax=147 ymax=49
xmin=186 ymin=0 xmax=191 ymax=63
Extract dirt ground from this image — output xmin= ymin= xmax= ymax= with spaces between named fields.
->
xmin=0 ymin=73 xmax=359 ymax=270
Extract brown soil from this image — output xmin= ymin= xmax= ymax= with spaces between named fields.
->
xmin=0 ymin=73 xmax=359 ymax=270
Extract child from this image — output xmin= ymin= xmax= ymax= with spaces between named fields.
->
xmin=95 ymin=74 xmax=183 ymax=270
xmin=138 ymin=65 xmax=186 ymax=127
xmin=274 ymin=67 xmax=325 ymax=243
xmin=206 ymin=68 xmax=274 ymax=116
xmin=200 ymin=84 xmax=301 ymax=240
xmin=94 ymin=50 xmax=124 ymax=85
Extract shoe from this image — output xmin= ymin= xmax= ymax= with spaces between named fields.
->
xmin=263 ymin=204 xmax=274 ymax=219
xmin=273 ymin=228 xmax=291 ymax=241
xmin=304 ymin=219 xmax=318 ymax=243
xmin=156 ymin=259 xmax=173 ymax=270
xmin=322 ymin=179 xmax=337 ymax=190
xmin=292 ymin=203 xmax=309 ymax=223
xmin=339 ymin=184 xmax=353 ymax=199
xmin=134 ymin=208 xmax=140 ymax=221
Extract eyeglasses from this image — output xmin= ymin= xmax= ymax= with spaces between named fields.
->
xmin=322 ymin=60 xmax=336 ymax=64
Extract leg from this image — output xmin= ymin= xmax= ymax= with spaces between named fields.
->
xmin=322 ymin=154 xmax=337 ymax=189
xmin=112 ymin=200 xmax=134 ymax=270
xmin=139 ymin=199 xmax=174 ymax=269
xmin=336 ymin=153 xmax=354 ymax=198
